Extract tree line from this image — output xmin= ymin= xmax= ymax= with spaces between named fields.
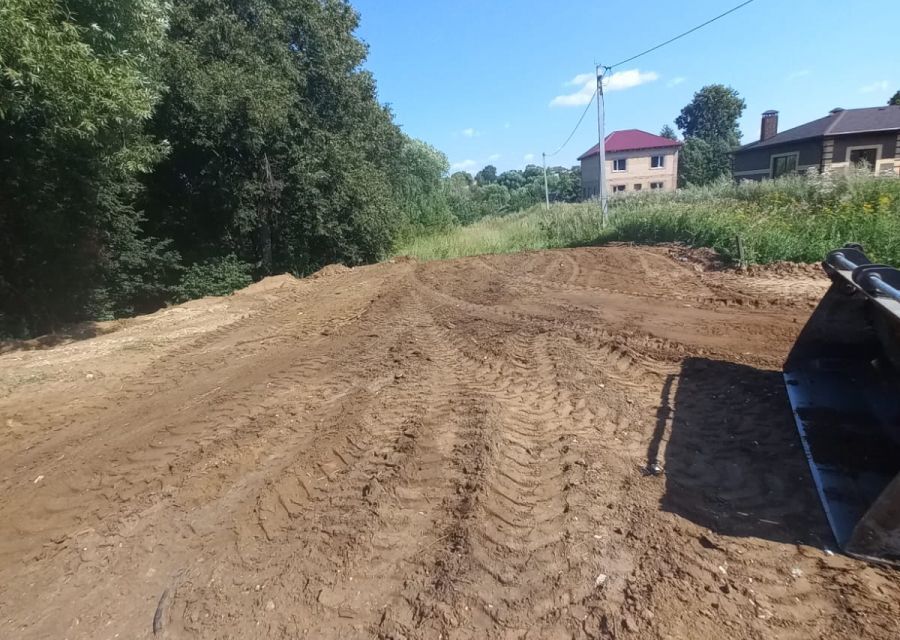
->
xmin=5 ymin=0 xmax=895 ymax=338
xmin=444 ymin=164 xmax=582 ymax=224
xmin=1 ymin=0 xmax=461 ymax=338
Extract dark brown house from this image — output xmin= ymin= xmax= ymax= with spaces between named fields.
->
xmin=732 ymin=105 xmax=900 ymax=180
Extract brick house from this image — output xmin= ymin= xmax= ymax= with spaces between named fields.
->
xmin=578 ymin=129 xmax=681 ymax=198
xmin=733 ymin=106 xmax=900 ymax=180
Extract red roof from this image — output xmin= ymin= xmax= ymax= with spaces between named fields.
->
xmin=577 ymin=129 xmax=681 ymax=160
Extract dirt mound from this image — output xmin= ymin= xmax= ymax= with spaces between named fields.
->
xmin=309 ymin=263 xmax=351 ymax=279
xmin=746 ymin=260 xmax=823 ymax=278
xmin=0 ymin=245 xmax=894 ymax=640
xmin=662 ymin=242 xmax=727 ymax=271
xmin=235 ymin=272 xmax=302 ymax=295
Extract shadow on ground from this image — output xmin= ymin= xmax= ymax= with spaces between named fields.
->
xmin=649 ymin=357 xmax=832 ymax=548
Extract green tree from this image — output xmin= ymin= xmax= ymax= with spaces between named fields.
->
xmin=449 ymin=171 xmax=474 ymax=186
xmin=523 ymin=164 xmax=543 ymax=180
xmin=677 ymin=138 xmax=731 ymax=187
xmin=889 ymin=90 xmax=900 ymax=106
xmin=675 ymin=84 xmax=746 ymax=144
xmin=675 ymin=84 xmax=746 ymax=186
xmin=552 ymin=166 xmax=582 ymax=202
xmin=445 ymin=171 xmax=477 ymax=223
xmin=497 ymin=170 xmax=526 ymax=191
xmin=392 ymin=136 xmax=454 ymax=235
xmin=509 ymin=187 xmax=538 ymax=211
xmin=659 ymin=124 xmax=678 ymax=140
xmin=0 ymin=0 xmax=176 ymax=336
xmin=475 ymin=164 xmax=498 ymax=185
xmin=472 ymin=183 xmax=510 ymax=216
xmin=144 ymin=0 xmax=406 ymax=279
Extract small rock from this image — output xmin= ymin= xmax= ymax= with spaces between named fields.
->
xmin=595 ymin=574 xmax=608 ymax=588
xmin=644 ymin=462 xmax=663 ymax=476
xmin=698 ymin=534 xmax=723 ymax=551
xmin=265 ymin=600 xmax=275 ymax=612
xmin=790 ymin=567 xmax=803 ymax=578
xmin=33 ymin=475 xmax=44 ymax=484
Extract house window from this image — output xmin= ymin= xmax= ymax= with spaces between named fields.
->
xmin=612 ymin=185 xmax=626 ymax=193
xmin=613 ymin=158 xmax=627 ymax=172
xmin=849 ymin=147 xmax=878 ymax=169
xmin=650 ymin=182 xmax=664 ymax=190
xmin=771 ymin=153 xmax=798 ymax=178
xmin=633 ymin=183 xmax=642 ymax=191
xmin=651 ymin=155 xmax=665 ymax=168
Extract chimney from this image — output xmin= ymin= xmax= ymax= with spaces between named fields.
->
xmin=760 ymin=110 xmax=779 ymax=141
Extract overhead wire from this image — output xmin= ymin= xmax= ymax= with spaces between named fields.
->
xmin=605 ymin=0 xmax=756 ymax=70
xmin=543 ymin=0 xmax=756 ymax=160
xmin=545 ymin=89 xmax=596 ymax=157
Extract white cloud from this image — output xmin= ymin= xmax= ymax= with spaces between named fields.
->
xmin=488 ymin=153 xmax=501 ymax=161
xmin=786 ymin=69 xmax=810 ymax=81
xmin=461 ymin=127 xmax=480 ymax=138
xmin=523 ymin=153 xmax=536 ymax=162
xmin=550 ymin=74 xmax=595 ymax=107
xmin=860 ymin=80 xmax=889 ymax=93
xmin=450 ymin=159 xmax=478 ymax=172
xmin=606 ymin=69 xmax=660 ymax=92
xmin=666 ymin=76 xmax=686 ymax=88
xmin=568 ymin=73 xmax=594 ymax=86
xmin=550 ymin=69 xmax=659 ymax=107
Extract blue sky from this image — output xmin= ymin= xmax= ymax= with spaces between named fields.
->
xmin=352 ymin=0 xmax=898 ymax=174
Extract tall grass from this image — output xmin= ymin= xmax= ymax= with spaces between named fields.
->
xmin=395 ymin=170 xmax=900 ymax=265
xmin=397 ymin=204 xmax=608 ymax=260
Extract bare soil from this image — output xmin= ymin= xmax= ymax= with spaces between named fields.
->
xmin=1 ymin=245 xmax=897 ymax=640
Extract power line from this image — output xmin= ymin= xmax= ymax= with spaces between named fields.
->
xmin=543 ymin=1 xmax=755 ymax=169
xmin=606 ymin=0 xmax=756 ymax=70
xmin=545 ymin=89 xmax=596 ymax=157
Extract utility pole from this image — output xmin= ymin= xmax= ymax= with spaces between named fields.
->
xmin=542 ymin=152 xmax=550 ymax=210
xmin=595 ymin=64 xmax=609 ymax=225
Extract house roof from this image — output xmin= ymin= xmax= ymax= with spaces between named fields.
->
xmin=736 ymin=105 xmax=900 ymax=153
xmin=577 ymin=129 xmax=682 ymax=160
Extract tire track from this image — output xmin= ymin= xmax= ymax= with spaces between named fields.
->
xmin=2 ymin=247 xmax=898 ymax=640
xmin=393 ymin=300 xmax=625 ymax=637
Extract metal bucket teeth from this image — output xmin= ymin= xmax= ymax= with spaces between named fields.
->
xmin=784 ymin=244 xmax=900 ymax=566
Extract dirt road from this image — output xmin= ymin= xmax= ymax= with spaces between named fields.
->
xmin=1 ymin=245 xmax=898 ymax=639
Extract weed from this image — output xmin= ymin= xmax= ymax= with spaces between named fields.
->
xmin=396 ymin=171 xmax=900 ymax=265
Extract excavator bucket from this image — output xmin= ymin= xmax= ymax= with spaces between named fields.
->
xmin=784 ymin=244 xmax=900 ymax=566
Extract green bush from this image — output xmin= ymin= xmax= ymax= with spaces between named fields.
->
xmin=396 ymin=171 xmax=900 ymax=265
xmin=174 ymin=255 xmax=253 ymax=302
xmin=608 ymin=169 xmax=900 ymax=264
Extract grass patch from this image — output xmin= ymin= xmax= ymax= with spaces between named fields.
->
xmin=395 ymin=170 xmax=900 ymax=266
xmin=397 ymin=205 xmax=609 ymax=260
